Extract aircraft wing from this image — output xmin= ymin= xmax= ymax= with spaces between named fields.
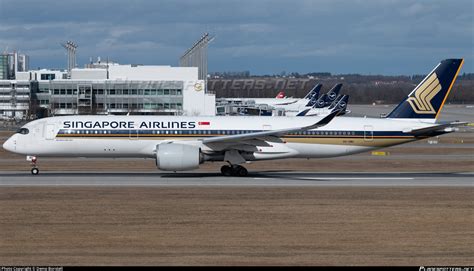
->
xmin=404 ymin=121 xmax=467 ymax=136
xmin=201 ymin=110 xmax=340 ymax=144
xmin=272 ymin=100 xmax=299 ymax=106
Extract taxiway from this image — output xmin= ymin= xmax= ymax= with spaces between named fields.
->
xmin=0 ymin=171 xmax=472 ymax=187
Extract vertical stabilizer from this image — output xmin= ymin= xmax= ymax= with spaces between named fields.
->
xmin=386 ymin=59 xmax=464 ymax=121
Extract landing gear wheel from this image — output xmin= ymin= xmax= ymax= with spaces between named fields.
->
xmin=221 ymin=165 xmax=249 ymax=177
xmin=221 ymin=165 xmax=232 ymax=176
xmin=235 ymin=166 xmax=248 ymax=177
xmin=31 ymin=168 xmax=39 ymax=175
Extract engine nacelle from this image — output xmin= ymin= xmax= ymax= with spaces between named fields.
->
xmin=155 ymin=143 xmax=202 ymax=171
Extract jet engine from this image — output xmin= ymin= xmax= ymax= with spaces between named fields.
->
xmin=155 ymin=143 xmax=202 ymax=171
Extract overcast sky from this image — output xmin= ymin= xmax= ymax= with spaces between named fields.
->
xmin=0 ymin=0 xmax=472 ymax=75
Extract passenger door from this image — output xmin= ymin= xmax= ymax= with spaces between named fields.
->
xmin=364 ymin=125 xmax=373 ymax=142
xmin=45 ymin=124 xmax=56 ymax=140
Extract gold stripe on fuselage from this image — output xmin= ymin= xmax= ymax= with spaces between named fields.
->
xmin=282 ymin=137 xmax=415 ymax=147
xmin=55 ymin=134 xmax=417 ymax=147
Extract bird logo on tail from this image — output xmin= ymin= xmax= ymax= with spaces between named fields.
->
xmin=406 ymin=73 xmax=442 ymax=114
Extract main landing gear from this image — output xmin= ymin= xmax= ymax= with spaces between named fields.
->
xmin=27 ymin=156 xmax=39 ymax=175
xmin=220 ymin=164 xmax=248 ymax=177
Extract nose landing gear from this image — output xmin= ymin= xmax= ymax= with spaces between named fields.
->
xmin=31 ymin=167 xmax=39 ymax=175
xmin=27 ymin=156 xmax=39 ymax=175
xmin=220 ymin=164 xmax=248 ymax=177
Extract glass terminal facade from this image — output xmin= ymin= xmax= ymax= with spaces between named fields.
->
xmin=35 ymin=80 xmax=185 ymax=116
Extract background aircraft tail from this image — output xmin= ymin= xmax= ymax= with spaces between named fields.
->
xmin=328 ymin=95 xmax=343 ymax=109
xmin=304 ymin=83 xmax=322 ymax=100
xmin=275 ymin=91 xmax=286 ymax=98
xmin=332 ymin=95 xmax=349 ymax=115
xmin=324 ymin=83 xmax=343 ymax=106
xmin=386 ymin=59 xmax=464 ymax=121
xmin=313 ymin=94 xmax=328 ymax=108
xmin=305 ymin=84 xmax=323 ymax=106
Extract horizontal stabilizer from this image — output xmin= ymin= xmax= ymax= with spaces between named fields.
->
xmin=404 ymin=121 xmax=467 ymax=136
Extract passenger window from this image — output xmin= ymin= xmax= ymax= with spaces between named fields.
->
xmin=16 ymin=128 xmax=29 ymax=135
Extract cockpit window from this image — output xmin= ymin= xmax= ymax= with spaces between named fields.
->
xmin=16 ymin=128 xmax=29 ymax=135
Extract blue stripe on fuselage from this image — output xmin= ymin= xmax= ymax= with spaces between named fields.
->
xmin=56 ymin=129 xmax=421 ymax=138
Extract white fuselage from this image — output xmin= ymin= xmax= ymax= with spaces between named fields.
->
xmin=3 ymin=115 xmax=436 ymax=162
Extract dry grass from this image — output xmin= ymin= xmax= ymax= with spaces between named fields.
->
xmin=0 ymin=187 xmax=472 ymax=265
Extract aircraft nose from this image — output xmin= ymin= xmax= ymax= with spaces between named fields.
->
xmin=2 ymin=136 xmax=15 ymax=152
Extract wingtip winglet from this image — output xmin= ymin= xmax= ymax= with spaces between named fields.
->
xmin=306 ymin=109 xmax=341 ymax=129
xmin=320 ymin=109 xmax=341 ymax=124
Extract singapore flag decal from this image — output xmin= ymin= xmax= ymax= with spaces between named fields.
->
xmin=198 ymin=121 xmax=210 ymax=126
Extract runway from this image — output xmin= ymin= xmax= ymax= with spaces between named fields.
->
xmin=0 ymin=171 xmax=472 ymax=187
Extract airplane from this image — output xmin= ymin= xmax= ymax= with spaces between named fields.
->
xmin=3 ymin=59 xmax=465 ymax=177
xmin=224 ymin=83 xmax=322 ymax=107
xmin=222 ymin=84 xmax=325 ymax=117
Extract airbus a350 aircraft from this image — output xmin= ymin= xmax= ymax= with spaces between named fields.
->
xmin=3 ymin=59 xmax=465 ymax=176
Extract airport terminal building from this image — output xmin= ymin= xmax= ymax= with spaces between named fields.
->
xmin=0 ymin=62 xmax=216 ymax=119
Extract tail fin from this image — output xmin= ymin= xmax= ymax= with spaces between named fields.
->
xmin=305 ymin=84 xmax=323 ymax=106
xmin=328 ymin=95 xmax=343 ymax=109
xmin=313 ymin=94 xmax=328 ymax=108
xmin=304 ymin=83 xmax=322 ymax=99
xmin=325 ymin=83 xmax=343 ymax=106
xmin=275 ymin=91 xmax=285 ymax=99
xmin=332 ymin=95 xmax=349 ymax=115
xmin=386 ymin=59 xmax=464 ymax=121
